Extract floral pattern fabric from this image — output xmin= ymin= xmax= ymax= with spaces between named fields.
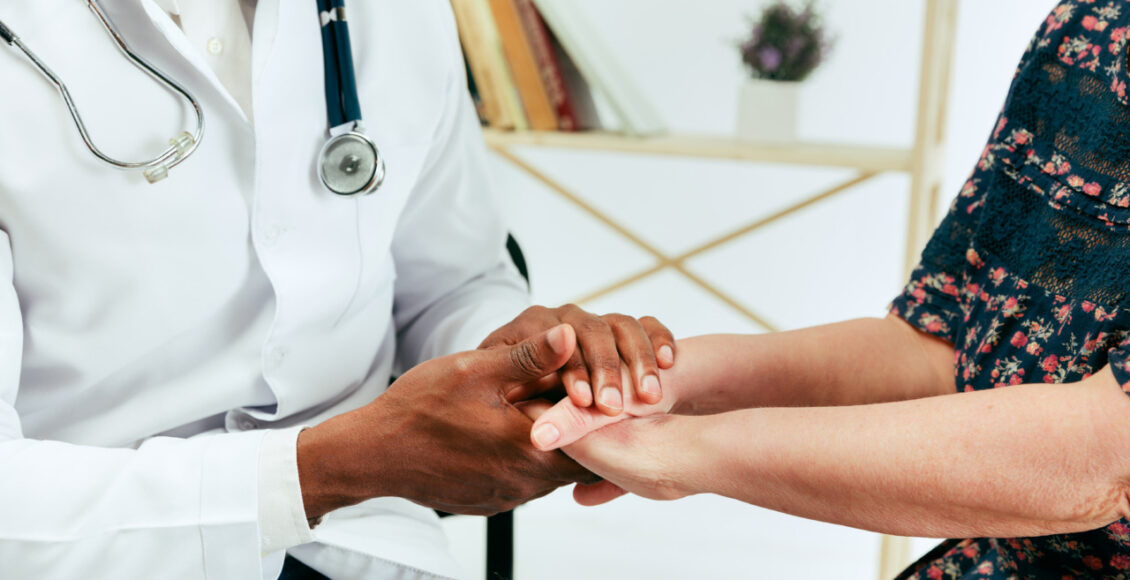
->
xmin=889 ymin=2 xmax=1130 ymax=578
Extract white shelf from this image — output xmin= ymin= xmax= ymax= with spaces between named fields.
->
xmin=484 ymin=129 xmax=913 ymax=173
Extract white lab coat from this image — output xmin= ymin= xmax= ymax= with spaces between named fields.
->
xmin=0 ymin=0 xmax=529 ymax=578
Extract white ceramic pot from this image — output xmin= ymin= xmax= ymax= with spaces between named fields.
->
xmin=736 ymin=79 xmax=801 ymax=143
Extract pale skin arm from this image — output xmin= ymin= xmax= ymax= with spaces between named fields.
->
xmin=663 ymin=315 xmax=954 ymax=413
xmin=530 ymin=315 xmax=954 ymax=449
xmin=528 ymin=365 xmax=1130 ymax=539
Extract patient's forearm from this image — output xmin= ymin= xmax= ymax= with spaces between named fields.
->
xmin=667 ymin=316 xmax=954 ymax=414
xmin=671 ymin=369 xmax=1130 ymax=538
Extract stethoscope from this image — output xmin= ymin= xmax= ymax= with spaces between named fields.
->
xmin=0 ymin=0 xmax=384 ymax=196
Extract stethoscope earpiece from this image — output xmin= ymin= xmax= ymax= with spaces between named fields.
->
xmin=0 ymin=1 xmax=205 ymax=183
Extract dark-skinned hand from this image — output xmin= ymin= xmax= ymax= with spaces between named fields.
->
xmin=479 ymin=304 xmax=676 ymax=416
xmin=297 ymin=324 xmax=599 ymax=520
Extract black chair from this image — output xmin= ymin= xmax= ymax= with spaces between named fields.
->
xmin=475 ymin=234 xmax=528 ymax=580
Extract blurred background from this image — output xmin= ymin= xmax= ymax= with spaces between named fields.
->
xmin=443 ymin=0 xmax=1060 ymax=577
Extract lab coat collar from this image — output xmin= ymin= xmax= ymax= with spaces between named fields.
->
xmin=130 ymin=0 xmax=280 ymax=126
xmin=135 ymin=0 xmax=248 ymax=123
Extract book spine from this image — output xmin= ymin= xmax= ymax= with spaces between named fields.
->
xmin=531 ymin=0 xmax=664 ymax=135
xmin=487 ymin=0 xmax=558 ymax=131
xmin=513 ymin=0 xmax=578 ymax=131
xmin=450 ymin=0 xmax=508 ymax=128
xmin=479 ymin=0 xmax=528 ymax=130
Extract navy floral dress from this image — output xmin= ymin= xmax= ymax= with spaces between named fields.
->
xmin=889 ymin=2 xmax=1130 ymax=578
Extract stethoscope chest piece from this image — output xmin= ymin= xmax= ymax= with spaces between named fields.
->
xmin=318 ymin=126 xmax=385 ymax=196
xmin=317 ymin=0 xmax=384 ymax=197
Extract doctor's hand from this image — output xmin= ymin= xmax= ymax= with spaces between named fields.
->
xmin=479 ymin=305 xmax=676 ymax=417
xmin=296 ymin=324 xmax=599 ymax=521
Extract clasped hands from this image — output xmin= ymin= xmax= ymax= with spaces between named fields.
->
xmin=297 ymin=305 xmax=682 ymax=522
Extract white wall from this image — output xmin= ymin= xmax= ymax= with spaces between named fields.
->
xmin=444 ymin=1 xmax=1061 ymax=578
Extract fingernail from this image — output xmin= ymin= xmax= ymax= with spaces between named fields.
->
xmin=532 ymin=423 xmax=560 ymax=448
xmin=575 ymin=380 xmax=593 ymax=406
xmin=658 ymin=345 xmax=674 ymax=366
xmin=641 ymin=375 xmax=661 ymax=399
xmin=547 ymin=325 xmax=568 ymax=354
xmin=599 ymin=387 xmax=622 ymax=411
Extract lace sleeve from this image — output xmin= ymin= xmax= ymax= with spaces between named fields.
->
xmin=888 ymin=171 xmax=988 ymax=345
xmin=886 ymin=4 xmax=1059 ymax=344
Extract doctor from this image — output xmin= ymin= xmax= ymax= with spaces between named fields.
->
xmin=0 ymin=1 xmax=674 ymax=578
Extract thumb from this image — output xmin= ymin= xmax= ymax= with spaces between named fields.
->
xmin=529 ymin=394 xmax=622 ymax=451
xmin=494 ymin=323 xmax=576 ymax=383
xmin=522 ymin=402 xmax=630 ymax=506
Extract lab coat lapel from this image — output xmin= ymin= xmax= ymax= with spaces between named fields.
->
xmin=122 ymin=0 xmax=252 ymax=124
xmin=250 ymin=0 xmax=280 ymax=89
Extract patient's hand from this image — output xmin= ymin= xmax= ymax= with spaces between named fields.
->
xmin=526 ymin=363 xmax=678 ymax=451
xmin=519 ymin=397 xmax=693 ymax=507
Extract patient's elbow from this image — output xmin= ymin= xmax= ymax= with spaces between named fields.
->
xmin=1063 ymin=481 xmax=1130 ymax=533
xmin=1111 ymin=481 xmax=1130 ymax=528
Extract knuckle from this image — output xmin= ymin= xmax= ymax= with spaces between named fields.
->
xmin=450 ymin=354 xmax=477 ymax=378
xmin=601 ymin=313 xmax=633 ymax=327
xmin=509 ymin=342 xmax=542 ymax=376
xmin=594 ymin=355 xmax=622 ymax=375
xmin=563 ymin=356 xmax=587 ymax=372
xmin=578 ymin=318 xmax=611 ymax=335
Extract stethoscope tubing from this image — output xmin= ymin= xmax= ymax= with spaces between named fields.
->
xmin=2 ymin=0 xmax=379 ymax=191
xmin=318 ymin=0 xmax=363 ymax=128
xmin=0 ymin=1 xmax=204 ymax=177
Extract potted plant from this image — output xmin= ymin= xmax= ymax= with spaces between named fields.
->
xmin=737 ymin=1 xmax=832 ymax=142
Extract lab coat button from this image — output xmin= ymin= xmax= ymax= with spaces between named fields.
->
xmin=207 ymin=37 xmax=224 ymax=56
xmin=267 ymin=347 xmax=287 ymax=367
xmin=260 ymin=225 xmax=287 ymax=247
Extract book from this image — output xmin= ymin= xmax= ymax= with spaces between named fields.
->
xmin=450 ymin=0 xmax=503 ymax=127
xmin=548 ymin=27 xmax=600 ymax=131
xmin=488 ymin=0 xmax=558 ymax=131
xmin=450 ymin=0 xmax=528 ymax=130
xmin=512 ymin=0 xmax=579 ymax=131
xmin=530 ymin=0 xmax=664 ymax=136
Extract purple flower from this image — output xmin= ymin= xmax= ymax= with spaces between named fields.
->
xmin=758 ymin=47 xmax=783 ymax=73
xmin=738 ymin=1 xmax=834 ymax=81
